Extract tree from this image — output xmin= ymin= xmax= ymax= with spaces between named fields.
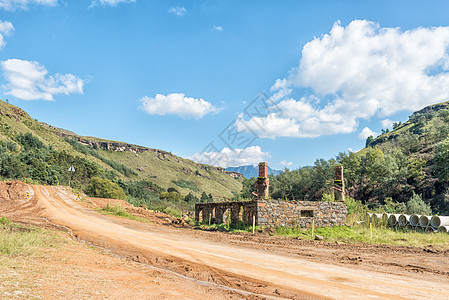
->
xmin=159 ymin=191 xmax=182 ymax=202
xmin=365 ymin=135 xmax=374 ymax=148
xmin=406 ymin=192 xmax=432 ymax=215
xmin=200 ymin=192 xmax=208 ymax=203
xmin=208 ymin=193 xmax=214 ymax=203
xmin=433 ymin=138 xmax=449 ymax=183
xmin=86 ymin=177 xmax=126 ymax=200
xmin=16 ymin=133 xmax=46 ymax=150
xmin=184 ymin=192 xmax=199 ymax=203
xmin=167 ymin=187 xmax=179 ymax=193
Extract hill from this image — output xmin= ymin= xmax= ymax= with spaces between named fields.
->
xmin=0 ymin=100 xmax=243 ymax=207
xmin=226 ymin=165 xmax=282 ymax=178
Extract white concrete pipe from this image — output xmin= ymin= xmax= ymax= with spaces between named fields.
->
xmin=388 ymin=214 xmax=401 ymax=227
xmin=364 ymin=213 xmax=372 ymax=224
xmin=409 ymin=214 xmax=421 ymax=226
xmin=405 ymin=224 xmax=413 ymax=231
xmin=430 ymin=216 xmax=449 ymax=228
xmin=425 ymin=226 xmax=436 ymax=233
xmin=438 ymin=226 xmax=449 ymax=233
xmin=381 ymin=213 xmax=390 ymax=225
xmin=419 ymin=215 xmax=432 ymax=227
xmin=415 ymin=225 xmax=424 ymax=232
xmin=370 ymin=213 xmax=383 ymax=226
xmin=398 ymin=214 xmax=411 ymax=226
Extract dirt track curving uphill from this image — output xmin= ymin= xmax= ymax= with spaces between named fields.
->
xmin=1 ymin=181 xmax=449 ymax=299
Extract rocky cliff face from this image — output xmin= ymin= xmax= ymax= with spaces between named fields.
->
xmin=53 ymin=131 xmax=236 ymax=176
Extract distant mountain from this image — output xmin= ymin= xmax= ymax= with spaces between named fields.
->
xmin=226 ymin=165 xmax=282 ymax=178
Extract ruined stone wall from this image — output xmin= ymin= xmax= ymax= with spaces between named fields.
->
xmin=195 ymin=201 xmax=258 ymax=226
xmin=257 ymin=200 xmax=347 ymax=228
xmin=195 ymin=199 xmax=347 ymax=228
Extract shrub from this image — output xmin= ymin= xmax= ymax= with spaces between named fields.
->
xmin=321 ymin=193 xmax=334 ymax=202
xmin=16 ymin=133 xmax=46 ymax=150
xmin=406 ymin=192 xmax=432 ymax=215
xmin=172 ymin=180 xmax=199 ymax=192
xmin=86 ymin=177 xmax=126 ymax=200
xmin=345 ymin=196 xmax=368 ymax=215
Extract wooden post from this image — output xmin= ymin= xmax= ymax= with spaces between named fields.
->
xmin=312 ymin=219 xmax=315 ymax=238
xmin=252 ymin=215 xmax=256 ymax=234
xmin=209 ymin=213 xmax=211 ymax=226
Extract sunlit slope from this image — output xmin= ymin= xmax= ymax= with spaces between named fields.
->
xmin=0 ymin=99 xmax=242 ymax=198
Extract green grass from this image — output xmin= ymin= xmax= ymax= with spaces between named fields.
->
xmin=172 ymin=179 xmax=199 ymax=192
xmin=0 ymin=217 xmax=63 ymax=256
xmin=275 ymin=224 xmax=449 ymax=248
xmin=98 ymin=203 xmax=148 ymax=223
xmin=100 ymin=150 xmax=242 ymax=199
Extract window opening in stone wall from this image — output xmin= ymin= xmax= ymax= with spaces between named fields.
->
xmin=301 ymin=210 xmax=314 ymax=217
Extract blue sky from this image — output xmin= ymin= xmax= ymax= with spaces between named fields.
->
xmin=1 ymin=0 xmax=449 ymax=170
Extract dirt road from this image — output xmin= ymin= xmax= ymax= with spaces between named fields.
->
xmin=2 ymin=182 xmax=449 ymax=299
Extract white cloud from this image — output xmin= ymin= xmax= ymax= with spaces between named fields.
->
xmin=1 ymin=59 xmax=84 ymax=101
xmin=90 ymin=0 xmax=134 ymax=7
xmin=358 ymin=127 xmax=378 ymax=140
xmin=240 ymin=20 xmax=449 ymax=139
xmin=237 ymin=100 xmax=358 ymax=138
xmin=213 ymin=25 xmax=223 ymax=32
xmin=190 ymin=146 xmax=271 ymax=168
xmin=168 ymin=6 xmax=186 ymax=16
xmin=380 ymin=118 xmax=396 ymax=129
xmin=0 ymin=20 xmax=13 ymax=48
xmin=280 ymin=160 xmax=293 ymax=167
xmin=0 ymin=0 xmax=57 ymax=10
xmin=140 ymin=93 xmax=220 ymax=119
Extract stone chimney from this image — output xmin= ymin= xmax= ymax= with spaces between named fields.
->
xmin=334 ymin=165 xmax=345 ymax=202
xmin=254 ymin=162 xmax=269 ymax=199
xmin=258 ymin=162 xmax=268 ymax=178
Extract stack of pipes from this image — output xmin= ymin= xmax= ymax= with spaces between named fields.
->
xmin=361 ymin=213 xmax=449 ymax=234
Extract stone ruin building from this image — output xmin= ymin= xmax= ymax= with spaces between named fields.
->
xmin=195 ymin=162 xmax=347 ymax=228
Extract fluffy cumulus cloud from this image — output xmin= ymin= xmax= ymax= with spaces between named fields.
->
xmin=0 ymin=0 xmax=57 ymax=10
xmin=0 ymin=20 xmax=13 ymax=48
xmin=280 ymin=160 xmax=293 ymax=167
xmin=239 ymin=20 xmax=449 ymax=138
xmin=90 ymin=0 xmax=135 ymax=7
xmin=191 ymin=146 xmax=271 ymax=168
xmin=168 ymin=6 xmax=186 ymax=16
xmin=380 ymin=119 xmax=396 ymax=129
xmin=358 ymin=127 xmax=378 ymax=140
xmin=140 ymin=93 xmax=219 ymax=119
xmin=1 ymin=59 xmax=84 ymax=101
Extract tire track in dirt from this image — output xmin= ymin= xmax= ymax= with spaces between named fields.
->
xmin=2 ymin=182 xmax=449 ymax=299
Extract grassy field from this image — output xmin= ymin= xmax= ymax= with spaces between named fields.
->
xmin=197 ymin=218 xmax=449 ymax=249
xmin=97 ymin=203 xmax=148 ymax=223
xmin=275 ymin=224 xmax=449 ymax=248
xmin=0 ymin=217 xmax=63 ymax=256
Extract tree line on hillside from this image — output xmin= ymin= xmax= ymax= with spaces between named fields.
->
xmin=240 ymin=105 xmax=449 ymax=216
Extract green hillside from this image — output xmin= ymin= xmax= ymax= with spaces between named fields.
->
xmin=0 ymin=99 xmax=243 ymax=208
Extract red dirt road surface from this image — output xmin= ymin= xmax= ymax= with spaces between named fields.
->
xmin=1 ymin=181 xmax=449 ymax=299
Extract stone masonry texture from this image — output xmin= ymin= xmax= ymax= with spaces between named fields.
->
xmin=195 ymin=199 xmax=347 ymax=228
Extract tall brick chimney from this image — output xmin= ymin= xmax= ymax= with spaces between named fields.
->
xmin=334 ymin=165 xmax=345 ymax=202
xmin=254 ymin=162 xmax=269 ymax=199
xmin=258 ymin=162 xmax=268 ymax=178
